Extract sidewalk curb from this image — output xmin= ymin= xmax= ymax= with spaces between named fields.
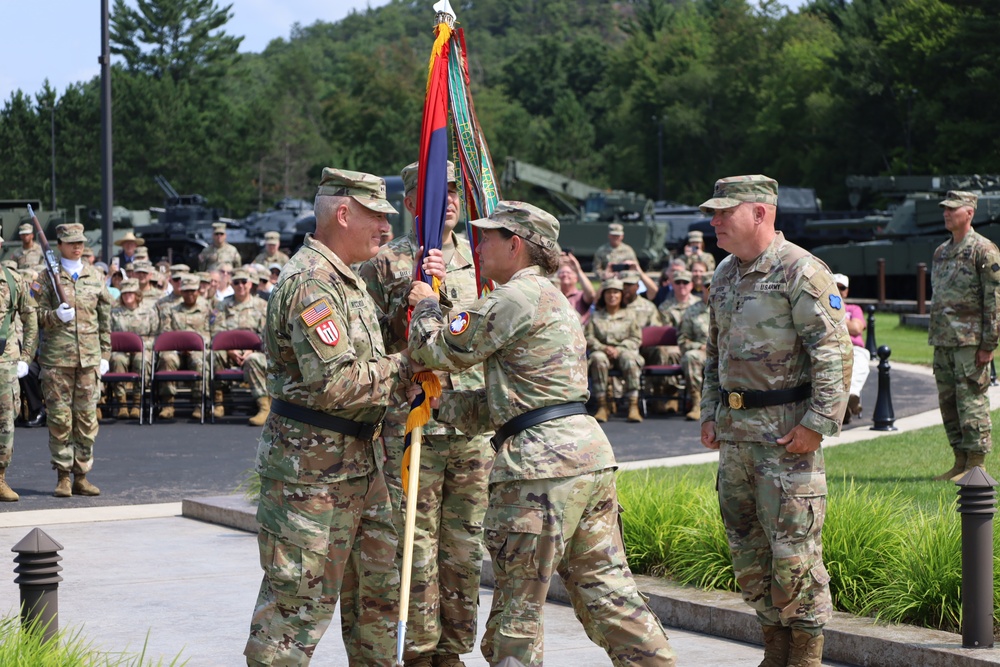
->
xmin=184 ymin=494 xmax=1000 ymax=667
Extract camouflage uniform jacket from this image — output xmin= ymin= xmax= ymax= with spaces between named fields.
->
xmin=585 ymin=308 xmax=641 ymax=354
xmin=36 ymin=263 xmax=112 ymax=368
xmin=252 ymin=250 xmax=290 ymax=268
xmin=218 ymin=294 xmax=267 ymax=334
xmin=678 ymin=299 xmax=710 ymax=355
xmin=111 ymin=303 xmax=160 ymax=351
xmin=703 ymin=232 xmax=852 ymax=443
xmin=257 ymin=234 xmax=409 ymax=485
xmin=687 ymin=249 xmax=716 ymax=272
xmin=198 ymin=242 xmax=242 ymax=272
xmin=658 ymin=293 xmax=700 ymax=328
xmin=358 ymin=231 xmax=485 ymax=437
xmin=929 ymin=230 xmax=1000 ymax=350
xmin=410 ymin=265 xmax=616 ymax=482
xmin=0 ymin=270 xmax=37 ymax=365
xmin=592 ymin=242 xmax=637 ymax=274
xmin=626 ymin=295 xmax=661 ymax=329
xmin=140 ymin=285 xmax=164 ymax=302
xmin=161 ymin=297 xmax=218 ymax=345
xmin=12 ymin=245 xmax=44 ymax=271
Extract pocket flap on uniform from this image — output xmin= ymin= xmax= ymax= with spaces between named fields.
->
xmin=780 ymin=471 xmax=827 ymax=498
xmin=256 ymin=495 xmax=330 ymax=554
xmin=484 ymin=505 xmax=545 ymax=535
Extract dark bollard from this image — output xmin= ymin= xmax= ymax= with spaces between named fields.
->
xmin=865 ymin=305 xmax=877 ymax=360
xmin=870 ymin=345 xmax=897 ymax=431
xmin=12 ymin=528 xmax=63 ymax=642
xmin=955 ymin=467 xmax=997 ymax=648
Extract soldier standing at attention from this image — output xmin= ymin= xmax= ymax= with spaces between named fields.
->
xmin=929 ymin=190 xmax=1000 ymax=481
xmin=244 ymin=168 xmax=411 ymax=667
xmin=215 ymin=267 xmax=270 ymax=425
xmin=358 ymin=160 xmax=491 ymax=667
xmin=13 ymin=223 xmax=45 ymax=270
xmin=36 ymin=223 xmax=112 ymax=498
xmin=198 ymin=222 xmax=242 ymax=272
xmin=408 ymin=201 xmax=676 ymax=667
xmin=699 ymin=176 xmax=851 ymax=667
xmin=252 ymin=231 xmax=290 ymax=269
xmin=592 ymin=222 xmax=638 ymax=277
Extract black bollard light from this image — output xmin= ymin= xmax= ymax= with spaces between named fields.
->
xmin=955 ymin=467 xmax=997 ymax=648
xmin=12 ymin=528 xmax=63 ymax=642
xmin=870 ymin=345 xmax=897 ymax=431
xmin=865 ymin=305 xmax=878 ymax=360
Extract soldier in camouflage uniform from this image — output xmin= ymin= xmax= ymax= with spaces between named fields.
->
xmin=215 ymin=267 xmax=269 ymax=425
xmin=929 ymin=190 xmax=1000 ymax=481
xmin=36 ymin=223 xmax=113 ymax=498
xmin=252 ymin=231 xmax=291 ymax=269
xmin=699 ymin=176 xmax=851 ymax=667
xmin=156 ymin=264 xmax=189 ymax=322
xmin=592 ymin=223 xmax=638 ymax=277
xmin=409 ymin=200 xmax=676 ymax=667
xmin=678 ymin=273 xmax=711 ymax=421
xmin=358 ymin=161 xmax=491 ymax=667
xmin=12 ymin=223 xmax=45 ymax=270
xmin=586 ymin=278 xmax=644 ymax=423
xmin=0 ymin=238 xmax=38 ymax=502
xmin=198 ymin=222 xmax=243 ymax=272
xmin=647 ymin=269 xmax=699 ymax=413
xmin=110 ymin=279 xmax=160 ymax=419
xmin=621 ymin=272 xmax=661 ymax=329
xmin=133 ymin=261 xmax=163 ymax=302
xmin=245 ymin=169 xmax=410 ymax=667
xmin=157 ymin=275 xmax=217 ymax=420
xmin=684 ymin=230 xmax=716 ymax=273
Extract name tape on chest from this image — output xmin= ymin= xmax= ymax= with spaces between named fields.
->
xmin=449 ymin=311 xmax=471 ymax=335
xmin=300 ymin=298 xmax=331 ymax=328
xmin=393 ymin=269 xmax=411 ymax=280
xmin=348 ymin=299 xmax=367 ymax=310
xmin=755 ymin=283 xmax=785 ymax=292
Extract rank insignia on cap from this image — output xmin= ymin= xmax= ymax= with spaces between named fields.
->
xmin=829 ymin=294 xmax=842 ymax=310
xmin=300 ymin=298 xmax=332 ymax=327
xmin=449 ymin=312 xmax=471 ymax=335
xmin=315 ymin=319 xmax=341 ymax=346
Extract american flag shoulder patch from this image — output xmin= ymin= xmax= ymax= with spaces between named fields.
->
xmin=300 ymin=298 xmax=332 ymax=327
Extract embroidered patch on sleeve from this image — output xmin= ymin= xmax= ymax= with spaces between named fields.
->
xmin=315 ymin=319 xmax=341 ymax=346
xmin=829 ymin=294 xmax=842 ymax=310
xmin=449 ymin=312 xmax=470 ymax=335
xmin=300 ymin=299 xmax=331 ymax=327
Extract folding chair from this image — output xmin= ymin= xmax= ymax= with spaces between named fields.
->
xmin=640 ymin=325 xmax=685 ymax=413
xmin=209 ymin=329 xmax=263 ymax=423
xmin=104 ymin=331 xmax=146 ymax=424
xmin=150 ymin=330 xmax=207 ymax=423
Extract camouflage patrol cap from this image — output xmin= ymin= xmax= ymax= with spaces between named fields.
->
xmin=134 ymin=247 xmax=149 ymax=258
xmin=600 ymin=278 xmax=624 ymax=292
xmin=180 ymin=274 xmax=200 ymax=291
xmin=471 ymin=201 xmax=560 ymax=250
xmin=400 ymin=160 xmax=458 ymax=195
xmin=608 ymin=223 xmax=624 ymax=235
xmin=56 ymin=223 xmax=87 ymax=243
xmin=673 ymin=269 xmax=692 ymax=283
xmin=939 ymin=190 xmax=978 ymax=210
xmin=317 ymin=168 xmax=398 ymax=215
xmin=17 ymin=223 xmax=33 ymax=236
xmin=688 ymin=230 xmax=704 ymax=242
xmin=132 ymin=260 xmax=153 ymax=273
xmin=621 ymin=271 xmax=640 ymax=285
xmin=197 ymin=271 xmax=212 ymax=284
xmin=212 ymin=222 xmax=227 ymax=233
xmin=169 ymin=264 xmax=191 ymax=274
xmin=699 ymin=175 xmax=779 ymax=214
xmin=263 ymin=231 xmax=280 ymax=243
xmin=119 ymin=278 xmax=140 ymax=294
xmin=2 ymin=260 xmax=17 ymax=270
xmin=231 ymin=267 xmax=250 ymax=281
xmin=82 ymin=246 xmax=94 ymax=258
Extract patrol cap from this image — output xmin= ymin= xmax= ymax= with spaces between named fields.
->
xmin=621 ymin=271 xmax=640 ymax=285
xmin=169 ymin=264 xmax=191 ymax=275
xmin=317 ymin=168 xmax=398 ymax=215
xmin=93 ymin=261 xmax=108 ymax=274
xmin=17 ymin=223 xmax=33 ymax=236
xmin=400 ymin=160 xmax=458 ymax=195
xmin=269 ymin=263 xmax=282 ymax=272
xmin=119 ymin=278 xmax=140 ymax=294
xmin=608 ymin=222 xmax=624 ymax=236
xmin=699 ymin=175 xmax=779 ymax=214
xmin=114 ymin=231 xmax=145 ymax=247
xmin=180 ymin=274 xmax=200 ymax=291
xmin=82 ymin=245 xmax=94 ymax=258
xmin=56 ymin=223 xmax=87 ymax=243
xmin=2 ymin=260 xmax=17 ymax=270
xmin=673 ymin=269 xmax=692 ymax=283
xmin=263 ymin=231 xmax=280 ymax=243
xmin=832 ymin=273 xmax=849 ymax=288
xmin=470 ymin=201 xmax=560 ymax=251
xmin=134 ymin=247 xmax=149 ymax=258
xmin=231 ymin=268 xmax=250 ymax=281
xmin=197 ymin=271 xmax=212 ymax=284
xmin=132 ymin=260 xmax=154 ymax=273
xmin=212 ymin=222 xmax=227 ymax=233
xmin=939 ymin=190 xmax=978 ymax=210
xmin=688 ymin=230 xmax=704 ymax=242
xmin=600 ymin=278 xmax=624 ymax=292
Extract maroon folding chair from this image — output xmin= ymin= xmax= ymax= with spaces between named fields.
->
xmin=105 ymin=331 xmax=146 ymax=424
xmin=209 ymin=329 xmax=263 ymax=423
xmin=640 ymin=325 xmax=685 ymax=413
xmin=150 ymin=331 xmax=206 ymax=424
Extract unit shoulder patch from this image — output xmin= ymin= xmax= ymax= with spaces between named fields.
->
xmin=449 ymin=311 xmax=471 ymax=335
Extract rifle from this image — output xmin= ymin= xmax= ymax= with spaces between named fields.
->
xmin=26 ymin=205 xmax=68 ymax=304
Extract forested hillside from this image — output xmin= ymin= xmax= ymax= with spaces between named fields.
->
xmin=1 ymin=0 xmax=998 ymax=217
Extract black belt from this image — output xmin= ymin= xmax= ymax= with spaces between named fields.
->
xmin=491 ymin=403 xmax=588 ymax=452
xmin=720 ymin=384 xmax=811 ymax=410
xmin=270 ymin=398 xmax=383 ymax=441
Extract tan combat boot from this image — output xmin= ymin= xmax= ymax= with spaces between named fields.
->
xmin=0 ymin=469 xmax=19 ymax=502
xmin=786 ymin=629 xmax=824 ymax=667
xmin=757 ymin=625 xmax=791 ymax=667
xmin=191 ymin=394 xmax=203 ymax=420
xmin=116 ymin=406 xmax=129 ymax=419
xmin=934 ymin=450 xmax=967 ymax=481
xmin=627 ymin=396 xmax=643 ymax=423
xmin=54 ymin=470 xmax=72 ymax=498
xmin=129 ymin=388 xmax=142 ymax=419
xmin=685 ymin=387 xmax=702 ymax=422
xmin=213 ymin=389 xmax=225 ymax=418
xmin=248 ymin=396 xmax=271 ymax=427
xmin=158 ymin=397 xmax=175 ymax=420
xmin=594 ymin=396 xmax=609 ymax=423
xmin=954 ymin=451 xmax=987 ymax=482
xmin=73 ymin=473 xmax=101 ymax=497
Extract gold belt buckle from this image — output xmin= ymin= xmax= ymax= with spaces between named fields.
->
xmin=727 ymin=391 xmax=745 ymax=410
xmin=371 ymin=421 xmax=384 ymax=441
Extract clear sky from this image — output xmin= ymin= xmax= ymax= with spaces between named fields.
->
xmin=0 ymin=0 xmax=393 ymax=103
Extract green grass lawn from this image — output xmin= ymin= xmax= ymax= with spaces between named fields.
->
xmin=870 ymin=312 xmax=932 ymax=365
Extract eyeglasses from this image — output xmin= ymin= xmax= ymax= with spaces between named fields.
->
xmin=213 ymin=232 xmax=225 ymax=236
xmin=232 ymin=279 xmax=248 ymax=285
xmin=837 ymin=286 xmax=848 ymax=291
xmin=674 ymin=280 xmax=691 ymax=285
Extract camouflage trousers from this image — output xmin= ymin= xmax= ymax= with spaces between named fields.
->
xmin=717 ymin=441 xmax=832 ymax=630
xmin=213 ymin=351 xmax=267 ymax=398
xmin=933 ymin=346 xmax=992 ymax=454
xmin=110 ymin=351 xmax=152 ymax=404
xmin=681 ymin=349 xmax=706 ymax=393
xmin=642 ymin=345 xmax=682 ymax=392
xmin=0 ymin=362 xmax=19 ymax=468
xmin=157 ymin=351 xmax=206 ymax=398
xmin=383 ymin=432 xmax=491 ymax=659
xmin=483 ymin=470 xmax=676 ymax=667
xmin=245 ymin=471 xmax=399 ymax=666
xmin=40 ymin=365 xmax=100 ymax=473
xmin=589 ymin=349 xmax=642 ymax=395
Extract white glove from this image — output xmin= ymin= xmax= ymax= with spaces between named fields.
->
xmin=99 ymin=359 xmax=110 ymax=377
xmin=56 ymin=303 xmax=75 ymax=323
xmin=16 ymin=361 xmax=28 ymax=379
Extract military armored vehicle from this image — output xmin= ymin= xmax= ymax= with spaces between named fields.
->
xmin=812 ymin=175 xmax=1000 ymax=300
xmin=242 ymin=198 xmax=313 ymax=253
